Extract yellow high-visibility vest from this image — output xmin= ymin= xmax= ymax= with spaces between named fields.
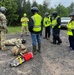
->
xmin=52 ymin=16 xmax=60 ymax=28
xmin=43 ymin=17 xmax=51 ymax=27
xmin=31 ymin=13 xmax=42 ymax=32
xmin=21 ymin=17 xmax=29 ymax=26
xmin=67 ymin=21 xmax=74 ymax=36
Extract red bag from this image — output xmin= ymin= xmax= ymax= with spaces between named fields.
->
xmin=23 ymin=52 xmax=33 ymax=61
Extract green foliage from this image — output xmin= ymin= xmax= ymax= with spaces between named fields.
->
xmin=24 ymin=0 xmax=31 ymax=19
xmin=0 ymin=0 xmax=19 ymax=26
xmin=32 ymin=1 xmax=38 ymax=7
xmin=67 ymin=2 xmax=74 ymax=13
xmin=0 ymin=0 xmax=74 ymax=26
xmin=38 ymin=0 xmax=51 ymax=18
xmin=15 ymin=0 xmax=26 ymax=23
xmin=38 ymin=4 xmax=44 ymax=17
xmin=42 ymin=0 xmax=49 ymax=14
xmin=55 ymin=4 xmax=69 ymax=17
xmin=48 ymin=7 xmax=55 ymax=14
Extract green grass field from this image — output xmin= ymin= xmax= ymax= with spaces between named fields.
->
xmin=8 ymin=26 xmax=21 ymax=34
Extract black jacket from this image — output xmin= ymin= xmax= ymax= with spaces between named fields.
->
xmin=54 ymin=16 xmax=61 ymax=29
xmin=28 ymin=17 xmax=43 ymax=34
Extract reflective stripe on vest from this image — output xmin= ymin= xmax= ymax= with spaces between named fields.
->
xmin=31 ymin=13 xmax=42 ymax=32
xmin=52 ymin=16 xmax=60 ymax=28
xmin=43 ymin=17 xmax=51 ymax=27
xmin=67 ymin=21 xmax=74 ymax=36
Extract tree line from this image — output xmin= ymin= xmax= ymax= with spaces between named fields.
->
xmin=0 ymin=0 xmax=74 ymax=26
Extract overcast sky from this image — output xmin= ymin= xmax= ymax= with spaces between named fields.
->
xmin=28 ymin=0 xmax=74 ymax=7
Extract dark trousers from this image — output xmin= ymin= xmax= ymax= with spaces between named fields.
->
xmin=45 ymin=26 xmax=51 ymax=38
xmin=69 ymin=36 xmax=74 ymax=50
xmin=52 ymin=28 xmax=62 ymax=43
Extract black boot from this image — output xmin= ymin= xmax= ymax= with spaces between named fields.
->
xmin=51 ymin=35 xmax=56 ymax=44
xmin=56 ymin=35 xmax=62 ymax=44
xmin=33 ymin=46 xmax=37 ymax=55
xmin=51 ymin=40 xmax=56 ymax=44
xmin=57 ymin=39 xmax=62 ymax=44
xmin=37 ymin=44 xmax=41 ymax=53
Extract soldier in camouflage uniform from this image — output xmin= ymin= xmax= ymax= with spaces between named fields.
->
xmin=0 ymin=6 xmax=8 ymax=50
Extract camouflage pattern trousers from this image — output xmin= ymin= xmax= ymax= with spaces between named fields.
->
xmin=21 ymin=26 xmax=29 ymax=36
xmin=0 ymin=29 xmax=6 ymax=50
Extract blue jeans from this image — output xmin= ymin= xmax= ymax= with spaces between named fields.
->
xmin=31 ymin=33 xmax=41 ymax=46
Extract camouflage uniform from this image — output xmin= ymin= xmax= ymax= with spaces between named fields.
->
xmin=0 ymin=12 xmax=7 ymax=50
xmin=11 ymin=44 xmax=28 ymax=56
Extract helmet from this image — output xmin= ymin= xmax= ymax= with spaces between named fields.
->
xmin=31 ymin=7 xmax=39 ymax=12
xmin=24 ymin=13 xmax=27 ymax=16
xmin=0 ymin=6 xmax=7 ymax=14
xmin=70 ymin=12 xmax=74 ymax=16
xmin=22 ymin=39 xmax=26 ymax=44
xmin=44 ymin=12 xmax=49 ymax=16
xmin=52 ymin=11 xmax=58 ymax=16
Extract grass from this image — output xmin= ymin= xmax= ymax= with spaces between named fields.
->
xmin=8 ymin=26 xmax=21 ymax=34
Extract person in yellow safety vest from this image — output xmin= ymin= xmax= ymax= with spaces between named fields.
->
xmin=67 ymin=12 xmax=74 ymax=51
xmin=21 ymin=13 xmax=29 ymax=37
xmin=51 ymin=11 xmax=62 ymax=44
xmin=43 ymin=12 xmax=52 ymax=40
xmin=28 ymin=6 xmax=43 ymax=55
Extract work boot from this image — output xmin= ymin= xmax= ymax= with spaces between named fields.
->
xmin=51 ymin=37 xmax=56 ymax=44
xmin=37 ymin=44 xmax=41 ymax=53
xmin=51 ymin=42 xmax=56 ymax=44
xmin=33 ymin=46 xmax=37 ymax=55
xmin=51 ymin=40 xmax=56 ymax=44
xmin=57 ymin=39 xmax=62 ymax=44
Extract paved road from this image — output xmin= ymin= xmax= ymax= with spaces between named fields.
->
xmin=0 ymin=30 xmax=74 ymax=75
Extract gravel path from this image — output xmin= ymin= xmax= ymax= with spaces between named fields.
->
xmin=0 ymin=30 xmax=74 ymax=75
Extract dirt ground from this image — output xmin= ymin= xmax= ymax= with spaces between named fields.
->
xmin=0 ymin=30 xmax=74 ymax=75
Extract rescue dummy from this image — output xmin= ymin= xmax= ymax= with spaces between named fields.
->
xmin=3 ymin=38 xmax=22 ymax=46
xmin=11 ymin=44 xmax=27 ymax=56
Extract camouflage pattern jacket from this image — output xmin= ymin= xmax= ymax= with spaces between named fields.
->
xmin=0 ymin=12 xmax=7 ymax=31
